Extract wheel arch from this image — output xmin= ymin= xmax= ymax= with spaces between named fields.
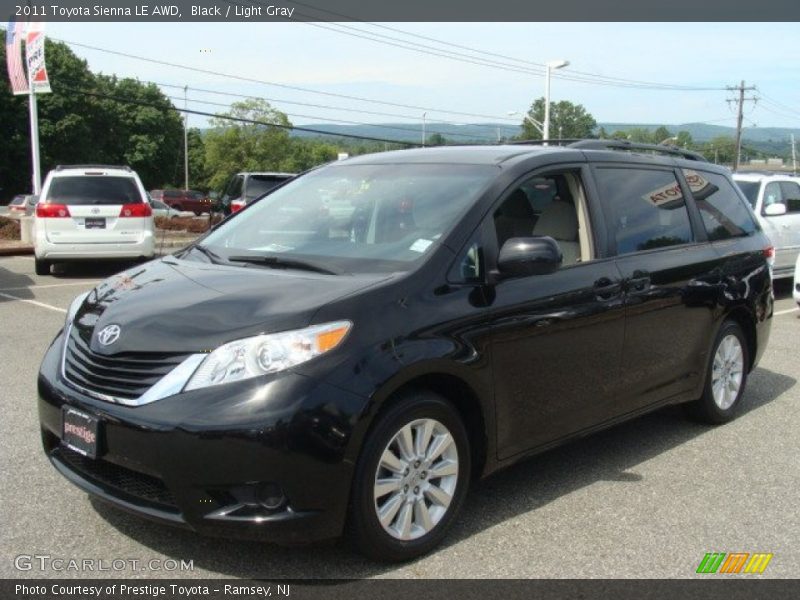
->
xmin=724 ymin=305 xmax=758 ymax=371
xmin=352 ymin=368 xmax=493 ymax=481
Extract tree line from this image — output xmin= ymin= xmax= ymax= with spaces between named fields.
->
xmin=0 ymin=35 xmax=390 ymax=200
xmin=1 ymin=34 xmax=771 ymax=202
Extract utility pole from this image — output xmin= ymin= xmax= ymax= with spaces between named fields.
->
xmin=727 ymin=80 xmax=757 ymax=172
xmin=183 ymin=85 xmax=189 ymax=190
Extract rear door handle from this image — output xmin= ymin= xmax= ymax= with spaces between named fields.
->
xmin=594 ymin=277 xmax=622 ymax=300
xmin=628 ymin=270 xmax=651 ymax=292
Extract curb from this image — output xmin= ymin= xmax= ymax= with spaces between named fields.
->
xmin=0 ymin=245 xmax=34 ymax=256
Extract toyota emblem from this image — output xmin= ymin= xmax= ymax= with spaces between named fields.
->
xmin=97 ymin=324 xmax=121 ymax=346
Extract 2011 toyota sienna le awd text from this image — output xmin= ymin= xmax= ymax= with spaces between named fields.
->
xmin=38 ymin=141 xmax=774 ymax=561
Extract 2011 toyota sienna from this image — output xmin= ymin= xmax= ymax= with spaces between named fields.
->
xmin=38 ymin=141 xmax=774 ymax=561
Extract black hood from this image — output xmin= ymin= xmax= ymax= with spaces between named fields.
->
xmin=72 ymin=257 xmax=390 ymax=355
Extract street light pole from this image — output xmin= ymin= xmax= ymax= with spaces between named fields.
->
xmin=543 ymin=59 xmax=569 ymax=144
xmin=183 ymin=85 xmax=189 ymax=191
xmin=507 ymin=111 xmax=544 ymax=136
xmin=422 ymin=112 xmax=427 ymax=147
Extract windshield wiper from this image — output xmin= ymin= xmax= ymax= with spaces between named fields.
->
xmin=227 ymin=254 xmax=343 ymax=275
xmin=189 ymin=244 xmax=224 ymax=264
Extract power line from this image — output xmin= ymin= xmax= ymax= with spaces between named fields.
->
xmin=162 ymin=92 xmax=498 ymax=141
xmin=52 ymin=37 xmax=522 ymax=123
xmin=54 ymin=85 xmax=420 ymax=146
xmin=153 ymin=81 xmax=507 ymax=134
xmin=270 ymin=0 xmax=728 ymax=91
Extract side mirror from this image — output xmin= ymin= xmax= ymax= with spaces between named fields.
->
xmin=497 ymin=236 xmax=563 ymax=278
xmin=763 ymin=203 xmax=787 ymax=216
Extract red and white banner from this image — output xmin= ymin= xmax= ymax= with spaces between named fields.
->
xmin=5 ymin=20 xmax=28 ymax=95
xmin=25 ymin=21 xmax=51 ymax=94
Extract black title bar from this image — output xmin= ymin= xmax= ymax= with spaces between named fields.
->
xmin=3 ymin=0 xmax=800 ymax=22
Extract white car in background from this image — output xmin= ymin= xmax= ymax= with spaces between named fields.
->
xmin=733 ymin=173 xmax=800 ymax=279
xmin=33 ymin=165 xmax=155 ymax=275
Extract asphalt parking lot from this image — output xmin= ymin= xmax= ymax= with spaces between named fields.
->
xmin=1 ymin=254 xmax=798 ymax=579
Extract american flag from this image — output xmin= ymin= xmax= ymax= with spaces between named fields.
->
xmin=5 ymin=20 xmax=28 ymax=95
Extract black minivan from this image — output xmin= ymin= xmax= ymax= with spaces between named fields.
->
xmin=38 ymin=141 xmax=774 ymax=561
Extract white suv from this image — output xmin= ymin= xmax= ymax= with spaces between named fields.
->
xmin=33 ymin=165 xmax=155 ymax=275
xmin=733 ymin=173 xmax=800 ymax=280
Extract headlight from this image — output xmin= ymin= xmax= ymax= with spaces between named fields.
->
xmin=184 ymin=320 xmax=352 ymax=391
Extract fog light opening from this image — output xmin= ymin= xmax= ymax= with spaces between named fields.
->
xmin=206 ymin=482 xmax=288 ymax=522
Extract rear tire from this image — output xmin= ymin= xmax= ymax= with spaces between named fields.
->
xmin=349 ymin=390 xmax=470 ymax=562
xmin=685 ymin=320 xmax=749 ymax=424
xmin=35 ymin=258 xmax=51 ymax=276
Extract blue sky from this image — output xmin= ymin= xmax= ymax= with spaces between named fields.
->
xmin=46 ymin=22 xmax=800 ymax=132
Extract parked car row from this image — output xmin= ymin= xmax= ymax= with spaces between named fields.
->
xmin=732 ymin=172 xmax=800 ymax=279
xmin=37 ymin=141 xmax=775 ymax=561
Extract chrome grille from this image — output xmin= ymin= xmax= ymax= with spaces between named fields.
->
xmin=62 ymin=327 xmax=191 ymax=402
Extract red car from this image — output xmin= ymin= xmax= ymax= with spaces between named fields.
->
xmin=149 ymin=189 xmax=212 ymax=215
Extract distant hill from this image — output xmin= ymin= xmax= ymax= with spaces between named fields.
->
xmin=284 ymin=121 xmax=800 ymax=155
xmin=200 ymin=121 xmax=800 ymax=156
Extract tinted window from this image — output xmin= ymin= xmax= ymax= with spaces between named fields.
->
xmin=10 ymin=196 xmax=25 ymax=206
xmin=246 ymin=175 xmax=291 ymax=200
xmin=163 ymin=190 xmax=182 ymax=198
xmin=46 ymin=176 xmax=143 ymax=205
xmin=779 ymin=181 xmax=800 ymax=213
xmin=683 ymin=170 xmax=757 ymax=241
xmin=595 ymin=168 xmax=693 ymax=255
xmin=152 ymin=200 xmax=168 ymax=209
xmin=223 ymin=176 xmax=243 ymax=200
xmin=734 ymin=181 xmax=760 ymax=208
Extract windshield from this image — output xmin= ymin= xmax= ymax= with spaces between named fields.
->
xmin=734 ymin=180 xmax=760 ymax=208
xmin=245 ymin=175 xmax=292 ymax=200
xmin=47 ymin=176 xmax=143 ymax=205
xmin=201 ymin=163 xmax=497 ymax=273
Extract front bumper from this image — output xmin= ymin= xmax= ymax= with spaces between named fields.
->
xmin=38 ymin=331 xmax=366 ymax=544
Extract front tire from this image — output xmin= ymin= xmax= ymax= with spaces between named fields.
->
xmin=686 ymin=320 xmax=749 ymax=424
xmin=349 ymin=390 xmax=470 ymax=562
xmin=35 ymin=258 xmax=51 ymax=276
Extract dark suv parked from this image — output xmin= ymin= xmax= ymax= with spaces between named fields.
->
xmin=38 ymin=141 xmax=773 ymax=561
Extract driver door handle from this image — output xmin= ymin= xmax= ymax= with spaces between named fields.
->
xmin=594 ymin=277 xmax=622 ymax=300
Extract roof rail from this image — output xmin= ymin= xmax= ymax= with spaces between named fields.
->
xmin=505 ymin=139 xmax=584 ymax=147
xmin=568 ymin=139 xmax=708 ymax=162
xmin=55 ymin=164 xmax=132 ymax=171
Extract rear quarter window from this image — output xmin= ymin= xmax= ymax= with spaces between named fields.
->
xmin=594 ymin=167 xmax=694 ymax=255
xmin=684 ymin=170 xmax=757 ymax=241
xmin=46 ymin=176 xmax=143 ymax=205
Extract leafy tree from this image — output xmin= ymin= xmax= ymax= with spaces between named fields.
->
xmin=92 ymin=75 xmax=183 ymax=187
xmin=1 ymin=33 xmax=184 ymax=196
xmin=520 ymin=97 xmax=596 ymax=140
xmin=653 ymin=126 xmax=673 ymax=144
xmin=283 ymin=138 xmax=339 ymax=172
xmin=204 ymin=98 xmax=294 ymax=190
xmin=426 ymin=132 xmax=448 ymax=146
